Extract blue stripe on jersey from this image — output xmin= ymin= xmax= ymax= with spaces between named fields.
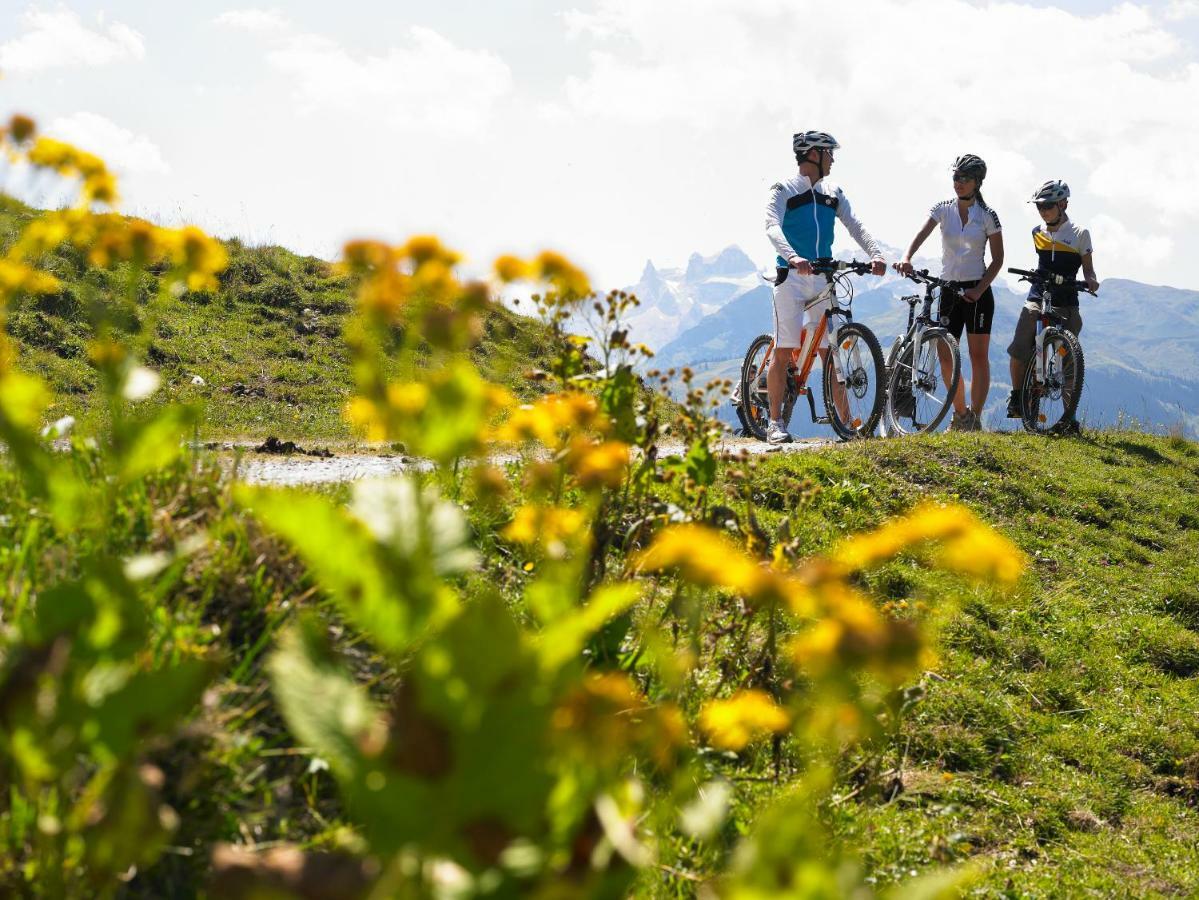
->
xmin=777 ymin=192 xmax=839 ymax=266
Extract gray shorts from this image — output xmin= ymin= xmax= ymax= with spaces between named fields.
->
xmin=1007 ymin=304 xmax=1082 ymax=364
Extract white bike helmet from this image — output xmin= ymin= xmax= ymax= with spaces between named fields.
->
xmin=793 ymin=131 xmax=840 ymax=159
xmin=1029 ymin=179 xmax=1070 ymax=204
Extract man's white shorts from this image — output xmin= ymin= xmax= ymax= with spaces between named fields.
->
xmin=772 ymin=271 xmax=829 ymax=349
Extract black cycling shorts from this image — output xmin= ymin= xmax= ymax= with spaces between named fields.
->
xmin=939 ymin=281 xmax=994 ymax=339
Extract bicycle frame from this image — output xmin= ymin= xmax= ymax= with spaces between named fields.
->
xmin=1010 ymin=269 xmax=1091 ymax=392
xmin=893 ymin=269 xmax=954 ymax=395
xmin=760 ymin=271 xmax=859 ymax=424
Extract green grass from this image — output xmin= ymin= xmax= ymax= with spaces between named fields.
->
xmin=4 ymin=422 xmax=1199 ymax=895
xmin=1 ymin=195 xmax=562 ymax=440
xmin=715 ymin=430 xmax=1199 ymax=897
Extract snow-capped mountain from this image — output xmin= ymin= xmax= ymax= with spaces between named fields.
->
xmin=623 ymin=242 xmax=927 ymax=357
xmin=620 ymin=246 xmax=762 ymax=350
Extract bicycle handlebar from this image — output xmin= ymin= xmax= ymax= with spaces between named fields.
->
xmin=897 ymin=268 xmax=955 ymax=289
xmin=810 ymin=258 xmax=875 ymax=276
xmin=1007 ymin=267 xmax=1096 ymax=295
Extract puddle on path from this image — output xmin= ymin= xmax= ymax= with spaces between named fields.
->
xmin=231 ymin=437 xmax=833 ymax=486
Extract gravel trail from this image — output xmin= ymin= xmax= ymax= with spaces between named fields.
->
xmin=231 ymin=436 xmax=833 ymax=487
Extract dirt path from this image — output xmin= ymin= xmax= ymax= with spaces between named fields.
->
xmin=231 ymin=436 xmax=833 ymax=486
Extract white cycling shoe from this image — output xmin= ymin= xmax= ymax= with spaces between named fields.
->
xmin=766 ymin=420 xmax=794 ymax=444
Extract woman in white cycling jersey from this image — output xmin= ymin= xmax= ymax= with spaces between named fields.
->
xmin=896 ymin=154 xmax=1005 ymax=431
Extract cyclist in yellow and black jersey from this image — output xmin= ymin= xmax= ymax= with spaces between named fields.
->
xmin=1006 ymin=179 xmax=1100 ymax=421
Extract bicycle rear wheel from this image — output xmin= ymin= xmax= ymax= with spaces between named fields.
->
xmin=822 ymin=322 xmax=885 ymax=440
xmin=1021 ymin=326 xmax=1084 ymax=434
xmin=739 ymin=333 xmax=796 ymax=440
xmin=884 ymin=327 xmax=960 ymax=436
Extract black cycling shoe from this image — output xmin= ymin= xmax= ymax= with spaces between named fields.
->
xmin=1006 ymin=390 xmax=1023 ymax=418
xmin=1059 ymin=419 xmax=1081 ymax=436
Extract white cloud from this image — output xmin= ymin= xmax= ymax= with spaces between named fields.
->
xmin=213 ymin=8 xmax=291 ymax=34
xmin=553 ymin=0 xmax=1199 ymax=281
xmin=0 ymin=8 xmax=144 ymax=75
xmin=215 ymin=13 xmax=512 ymax=136
xmin=1165 ymin=0 xmax=1199 ymax=20
xmin=1089 ymin=213 xmax=1174 ymax=269
xmin=48 ymin=112 xmax=170 ymax=175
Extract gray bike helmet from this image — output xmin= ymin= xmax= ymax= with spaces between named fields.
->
xmin=951 ymin=153 xmax=987 ymax=181
xmin=1029 ymin=179 xmax=1070 ymax=204
xmin=793 ymin=131 xmax=840 ymax=157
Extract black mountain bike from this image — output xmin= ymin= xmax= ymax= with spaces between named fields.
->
xmin=734 ymin=259 xmax=885 ymax=441
xmin=1007 ymin=267 xmax=1096 ymax=434
xmin=883 ymin=269 xmax=962 ymax=435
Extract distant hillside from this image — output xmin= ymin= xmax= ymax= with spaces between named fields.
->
xmin=1 ymin=197 xmax=562 ymax=439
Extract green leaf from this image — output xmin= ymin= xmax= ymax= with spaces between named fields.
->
xmin=683 ymin=438 xmax=717 ymax=487
xmin=117 ymin=404 xmax=199 ymax=481
xmin=269 ymin=617 xmax=379 ymax=779
xmin=536 ymin=582 xmax=642 ymax=673
xmin=599 ymin=364 xmax=640 ymax=442
xmin=238 ymin=481 xmax=458 ymax=658
xmin=87 ymin=656 xmax=216 ymax=759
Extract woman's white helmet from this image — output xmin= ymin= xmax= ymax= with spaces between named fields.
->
xmin=793 ymin=131 xmax=840 ymax=158
xmin=1029 ymin=179 xmax=1070 ymax=204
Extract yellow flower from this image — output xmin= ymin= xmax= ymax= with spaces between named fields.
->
xmin=503 ymin=505 xmax=588 ymax=556
xmin=788 ymin=583 xmax=925 ymax=685
xmin=497 ymin=392 xmax=603 ymax=449
xmin=567 ymin=439 xmax=629 ymax=490
xmin=699 ymin=690 xmax=790 ymax=751
xmin=26 ymin=136 xmax=74 ymax=171
xmin=830 ymin=503 xmax=1025 ymax=585
xmin=400 ymin=235 xmax=461 ymax=268
xmin=342 ymin=240 xmax=396 ymax=274
xmin=410 ymin=260 xmax=457 ymax=300
xmin=0 ymin=259 xmax=60 ymax=301
xmin=634 ymin=524 xmax=813 ymax=613
xmin=385 ymin=382 xmax=429 ymax=416
xmin=553 ymin=673 xmax=687 ymax=769
xmin=344 ymin=397 xmax=387 ymax=442
xmin=533 ymin=250 xmax=591 ymax=298
xmin=83 ymin=170 xmax=118 ymax=206
xmin=493 ymin=254 xmax=530 ymax=283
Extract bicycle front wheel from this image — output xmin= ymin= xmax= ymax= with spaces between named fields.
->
xmin=739 ymin=333 xmax=795 ymax=440
xmin=884 ymin=327 xmax=960 ymax=436
xmin=822 ymin=322 xmax=885 ymax=440
xmin=1022 ymin=326 xmax=1084 ymax=435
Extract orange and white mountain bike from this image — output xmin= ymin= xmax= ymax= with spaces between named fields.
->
xmin=733 ymin=259 xmax=885 ymax=441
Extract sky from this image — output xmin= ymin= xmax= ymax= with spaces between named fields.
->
xmin=2 ymin=0 xmax=1199 ymax=292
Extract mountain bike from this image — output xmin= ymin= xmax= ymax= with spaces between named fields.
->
xmin=883 ymin=268 xmax=961 ymax=435
xmin=734 ymin=259 xmax=885 ymax=441
xmin=1007 ymin=267 xmax=1096 ymax=435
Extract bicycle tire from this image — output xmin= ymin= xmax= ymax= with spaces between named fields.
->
xmin=884 ymin=327 xmax=960 ymax=436
xmin=1022 ymin=326 xmax=1084 ymax=435
xmin=822 ymin=322 xmax=885 ymax=441
xmin=739 ymin=333 xmax=796 ymax=441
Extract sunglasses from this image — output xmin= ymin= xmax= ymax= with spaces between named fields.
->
xmin=1035 ymin=201 xmax=1059 ymax=211
xmin=952 ymin=173 xmax=975 ymax=183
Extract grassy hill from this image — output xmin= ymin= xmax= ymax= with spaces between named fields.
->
xmin=0 ymin=195 xmax=562 ymax=440
xmin=727 ymin=430 xmax=1199 ymax=896
xmin=5 ymin=423 xmax=1198 ymax=895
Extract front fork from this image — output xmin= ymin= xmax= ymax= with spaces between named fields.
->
xmin=826 ymin=311 xmax=857 ymax=385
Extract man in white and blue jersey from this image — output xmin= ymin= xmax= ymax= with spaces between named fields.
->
xmin=763 ymin=131 xmax=886 ymax=444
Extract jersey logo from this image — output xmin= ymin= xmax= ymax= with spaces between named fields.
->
xmin=1033 ymin=231 xmax=1080 ymax=254
xmin=786 ymin=190 xmax=840 ymax=212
